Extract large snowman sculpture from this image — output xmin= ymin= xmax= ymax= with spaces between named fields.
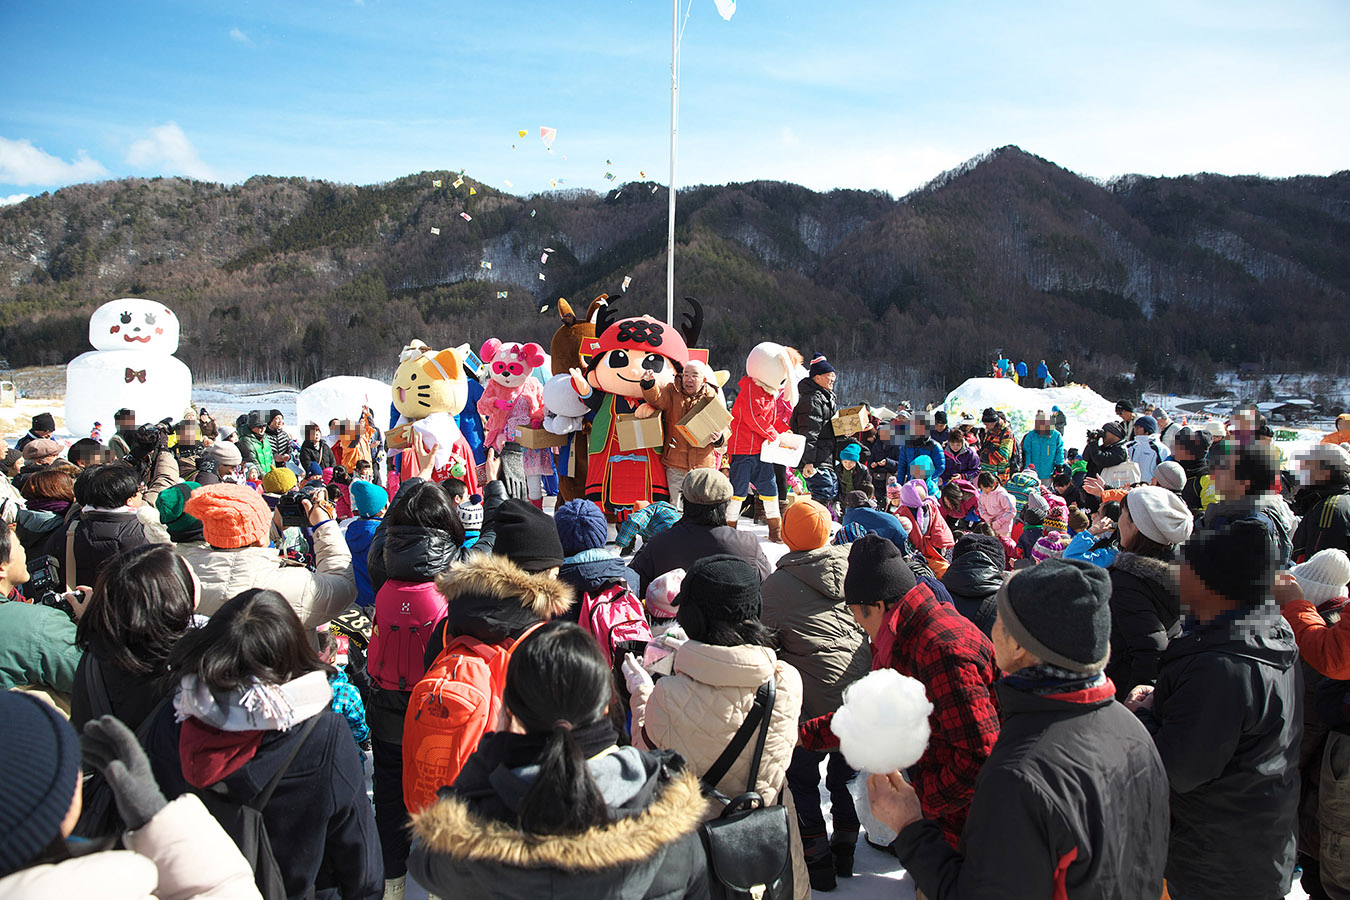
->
xmin=64 ymin=298 xmax=192 ymax=438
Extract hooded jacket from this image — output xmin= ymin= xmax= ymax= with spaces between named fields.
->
xmin=942 ymin=443 xmax=980 ymax=485
xmin=344 ymin=516 xmax=380 ymax=608
xmin=408 ymin=735 xmax=707 ymax=900
xmin=894 ymin=436 xmax=946 ymax=485
xmin=299 ymin=439 xmax=336 ymax=471
xmin=1019 ymin=428 xmax=1065 ymax=480
xmin=939 ymin=535 xmax=1005 ymax=638
xmin=1200 ymin=492 xmax=1295 ymax=569
xmin=631 ymin=640 xmax=803 ymax=808
xmin=1105 ymin=551 xmax=1180 ymax=700
xmin=1137 ymin=605 xmax=1301 ymax=900
xmin=558 ymin=549 xmax=640 ymax=621
xmin=760 ymin=544 xmax=871 ymax=720
xmin=791 ymin=377 xmax=838 ymax=467
xmin=238 ymin=415 xmax=274 ymax=473
xmin=1082 ymin=438 xmax=1127 ymax=478
xmin=366 ymin=480 xmax=506 ymax=596
xmin=1177 ymin=457 xmax=1214 ymax=519
xmin=728 ymin=376 xmax=780 ymax=457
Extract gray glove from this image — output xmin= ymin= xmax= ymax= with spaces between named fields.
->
xmin=498 ymin=441 xmax=528 ymax=500
xmin=81 ymin=715 xmax=167 ymax=831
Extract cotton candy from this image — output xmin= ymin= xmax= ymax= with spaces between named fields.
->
xmin=830 ymin=668 xmax=933 ymax=774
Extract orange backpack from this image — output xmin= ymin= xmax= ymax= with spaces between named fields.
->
xmin=401 ymin=622 xmax=540 ymax=813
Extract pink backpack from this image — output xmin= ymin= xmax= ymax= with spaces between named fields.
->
xmin=578 ymin=582 xmax=652 ymax=669
xmin=367 ymin=580 xmax=448 ymax=691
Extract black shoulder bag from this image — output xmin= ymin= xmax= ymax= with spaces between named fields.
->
xmin=698 ymin=677 xmax=794 ymax=900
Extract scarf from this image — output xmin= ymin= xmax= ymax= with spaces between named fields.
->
xmin=498 ymin=719 xmax=619 ymax=769
xmin=174 ymin=670 xmax=332 ymax=732
xmin=1001 ymin=662 xmax=1109 ymax=699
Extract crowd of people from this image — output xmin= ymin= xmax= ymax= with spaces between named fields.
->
xmin=1 ymin=359 xmax=1349 ymax=900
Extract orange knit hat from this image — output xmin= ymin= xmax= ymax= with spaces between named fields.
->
xmin=183 ymin=482 xmax=273 ymax=549
xmin=782 ymin=499 xmax=831 ymax=552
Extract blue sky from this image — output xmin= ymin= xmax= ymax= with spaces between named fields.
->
xmin=2 ymin=0 xmax=1347 ymax=205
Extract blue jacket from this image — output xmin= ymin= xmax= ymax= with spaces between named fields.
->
xmin=459 ymin=377 xmax=487 ymax=465
xmin=1020 ymin=429 xmax=1065 ymax=480
xmin=1036 ymin=362 xmax=1050 ymax=381
xmin=893 ymin=437 xmax=946 ymax=484
xmin=842 ymin=507 xmax=910 ymax=553
xmin=344 ymin=517 xmax=381 ymax=608
xmin=1016 ymin=361 xmax=1028 ymax=378
xmin=1062 ymin=530 xmax=1117 ymax=567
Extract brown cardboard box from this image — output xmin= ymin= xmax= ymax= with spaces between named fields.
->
xmin=675 ymin=395 xmax=732 ymax=447
xmin=385 ymin=423 xmax=416 ymax=450
xmin=832 ymin=404 xmax=870 ymax=436
xmin=515 ymin=426 xmax=569 ymax=449
xmin=616 ymin=413 xmax=664 ymax=452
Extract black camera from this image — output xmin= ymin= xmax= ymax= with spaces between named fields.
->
xmin=277 ymin=484 xmax=327 ymax=529
xmin=24 ymin=554 xmax=74 ymax=619
xmin=1086 ymin=429 xmax=1102 ymax=442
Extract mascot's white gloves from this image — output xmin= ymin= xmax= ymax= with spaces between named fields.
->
xmin=622 ymin=653 xmax=654 ymax=694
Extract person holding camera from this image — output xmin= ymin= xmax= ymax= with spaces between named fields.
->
xmin=178 ymin=481 xmax=356 ymax=628
xmin=1083 ymin=421 xmax=1129 ymax=479
xmin=0 ymin=525 xmax=83 ymax=697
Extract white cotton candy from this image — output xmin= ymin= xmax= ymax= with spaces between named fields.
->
xmin=830 ymin=668 xmax=933 ymax=774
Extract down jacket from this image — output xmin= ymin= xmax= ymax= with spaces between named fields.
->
xmin=631 ymin=640 xmax=803 ymax=807
xmin=0 ymin=794 xmax=260 ymax=900
xmin=939 ymin=534 xmax=1005 ymax=638
xmin=791 ymin=377 xmax=838 ymax=467
xmin=179 ymin=519 xmax=356 ymax=627
xmin=47 ymin=507 xmax=172 ymax=589
xmin=642 ymin=380 xmax=724 ymax=471
xmin=760 ymin=545 xmax=871 ymax=720
xmin=1105 ymin=551 xmax=1180 ymax=700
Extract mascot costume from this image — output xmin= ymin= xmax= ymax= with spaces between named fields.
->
xmin=726 ymin=341 xmax=799 ymax=541
xmin=387 ymin=341 xmax=478 ymax=494
xmin=562 ymin=298 xmax=703 ymax=521
xmin=477 ymin=338 xmax=550 ymax=506
xmin=549 ymin=295 xmax=607 ymax=502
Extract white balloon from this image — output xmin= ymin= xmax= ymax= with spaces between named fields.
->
xmin=88 ymin=298 xmax=181 ymax=353
xmin=65 ymin=350 xmax=191 ymax=438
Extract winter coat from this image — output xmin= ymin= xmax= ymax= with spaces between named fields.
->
xmin=631 ymin=640 xmax=803 ymax=807
xmin=1061 ymin=531 xmax=1118 ymax=568
xmin=1136 ymin=605 xmax=1301 ymax=900
xmin=1124 ymin=435 xmax=1170 ymax=484
xmin=840 ymin=506 xmax=910 ymax=552
xmin=557 ymin=549 xmax=640 ymax=618
xmin=344 ymin=516 xmax=381 ymax=608
xmin=146 ymin=706 xmax=382 ymax=900
xmin=835 ymin=462 xmax=871 ymax=496
xmin=69 ymin=633 xmax=172 ymax=733
xmin=1019 ymin=429 xmax=1064 ymax=480
xmin=366 ymin=480 xmax=506 ymax=595
xmin=0 ymin=794 xmax=262 ymax=900
xmin=790 ymin=377 xmax=838 ymax=467
xmin=642 ymin=380 xmax=723 ymax=471
xmin=266 ymin=418 xmax=293 ymax=464
xmin=1291 ymin=483 xmax=1350 ymax=563
xmin=942 ymin=444 xmax=980 ymax=485
xmin=46 ymin=507 xmax=172 ymax=589
xmin=1105 ymin=552 xmax=1179 ymax=700
xmin=1082 ymin=439 xmax=1127 ymax=478
xmin=629 ymin=520 xmax=771 ymax=598
xmin=300 ymin=440 xmax=336 ymax=471
xmin=897 ymin=499 xmax=955 ymax=566
xmin=760 ymin=545 xmax=871 ymax=720
xmin=862 ymin=433 xmax=897 ymax=496
xmin=895 ymin=436 xmax=946 ymax=484
xmin=978 ymin=423 xmax=1014 ymax=483
xmin=940 ymin=534 xmax=1005 ymax=638
xmin=408 ymin=736 xmax=707 ymax=900
xmin=1200 ymin=493 xmax=1295 ymax=569
xmin=180 ymin=520 xmax=356 ymax=628
xmin=894 ymin=680 xmax=1169 ymax=900
xmin=976 ymin=487 xmax=1016 ymax=539
xmin=0 ymin=598 xmax=82 ymax=693
xmin=728 ymin=376 xmax=779 ymax=456
xmin=239 ymin=431 xmax=274 ymax=473
xmin=1284 ymin=597 xmax=1350 ymax=680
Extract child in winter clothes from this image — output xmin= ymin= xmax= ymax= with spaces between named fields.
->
xmin=319 ymin=627 xmax=370 ymax=747
xmin=1015 ymin=491 xmax=1049 ymax=560
xmin=976 ymin=472 xmax=1016 ymax=539
xmin=836 ymin=442 xmax=871 ymax=496
xmin=940 ymin=478 xmax=981 ymax=529
xmin=896 ymin=479 xmax=955 ymax=576
xmin=345 ymin=479 xmax=388 ymax=609
xmin=943 ymin=430 xmax=981 ymax=486
xmin=1062 ymin=501 xmax=1121 ymax=568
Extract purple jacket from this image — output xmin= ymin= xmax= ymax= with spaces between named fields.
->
xmin=944 ymin=444 xmax=980 ymax=484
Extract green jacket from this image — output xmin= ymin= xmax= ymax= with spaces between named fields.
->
xmin=241 ymin=431 xmax=275 ymax=473
xmin=0 ymin=599 xmax=82 ymax=693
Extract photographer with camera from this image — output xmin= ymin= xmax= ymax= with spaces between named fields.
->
xmin=0 ymin=524 xmax=84 ymax=697
xmin=42 ymin=464 xmax=173 ymax=590
xmin=1083 ymin=421 xmax=1129 ymax=479
xmin=178 ymin=481 xmax=356 ymax=627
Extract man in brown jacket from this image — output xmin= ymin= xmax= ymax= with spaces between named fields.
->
xmin=639 ymin=360 xmax=727 ymax=508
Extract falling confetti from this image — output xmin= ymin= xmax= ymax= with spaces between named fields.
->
xmin=529 ymin=210 xmax=536 ymax=217
xmin=549 ymin=180 xmax=558 ymax=188
xmin=539 ymin=304 xmax=550 ymax=313
xmin=453 ymin=177 xmax=464 ymax=188
xmin=469 ymin=187 xmax=477 ymax=195
xmin=614 ymin=190 xmax=623 ymax=198
xmin=639 ymin=171 xmax=646 ymax=178
xmin=432 ymin=179 xmax=442 ymax=188
xmin=622 ymin=275 xmax=632 ymax=292
xmin=430 ymin=227 xmax=440 ymax=235
xmin=497 ymin=291 xmax=509 ymax=299
xmin=544 ymin=247 xmax=555 ymax=252
xmin=460 ymin=212 xmax=472 ymax=221
xmin=539 ymin=126 xmax=557 ymax=149
xmin=518 ymin=130 xmax=528 ymax=138
xmin=651 ymin=185 xmax=659 ymax=193
xmin=713 ymin=0 xmax=736 ymax=19
xmin=480 ymin=261 xmax=493 ymax=269
xmin=538 ymin=273 xmax=546 ymax=281
xmin=540 ymin=252 xmax=549 ymax=264
xmin=606 ymin=159 xmax=613 ymax=166
xmin=504 ymin=179 xmax=514 ymax=187
xmin=604 ymin=172 xmax=616 ymax=181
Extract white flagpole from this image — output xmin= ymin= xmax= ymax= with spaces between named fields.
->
xmin=666 ymin=0 xmax=679 ymax=325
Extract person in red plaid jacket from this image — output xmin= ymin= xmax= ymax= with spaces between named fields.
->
xmin=800 ymin=533 xmax=1000 ymax=848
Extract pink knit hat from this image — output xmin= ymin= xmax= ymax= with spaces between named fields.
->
xmin=1032 ymin=531 xmax=1069 ymax=563
xmin=646 ymin=569 xmax=686 ymax=618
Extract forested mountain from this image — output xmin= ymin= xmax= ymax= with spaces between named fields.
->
xmin=1 ymin=146 xmax=1347 ymax=398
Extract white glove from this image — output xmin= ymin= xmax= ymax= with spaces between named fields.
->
xmin=622 ymin=653 xmax=653 ymax=694
xmin=659 ymin=626 xmax=689 ymax=652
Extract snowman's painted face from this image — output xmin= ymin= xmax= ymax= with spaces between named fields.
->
xmin=89 ymin=298 xmax=180 ymax=353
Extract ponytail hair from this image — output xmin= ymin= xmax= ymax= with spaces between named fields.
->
xmin=502 ymin=622 xmax=611 ymax=835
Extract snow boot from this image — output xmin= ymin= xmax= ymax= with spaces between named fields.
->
xmin=832 ymin=829 xmax=859 ymax=878
xmin=767 ymin=516 xmax=784 ymax=543
xmin=803 ymin=832 xmax=836 ymax=892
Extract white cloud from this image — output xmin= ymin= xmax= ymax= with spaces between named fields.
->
xmin=0 ymin=193 xmax=31 ymax=206
xmin=0 ymin=137 xmax=108 ymax=186
xmin=125 ymin=122 xmax=217 ymax=181
xmin=228 ymin=27 xmax=252 ymax=46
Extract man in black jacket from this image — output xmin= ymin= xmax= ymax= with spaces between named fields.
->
xmin=1292 ymin=442 xmax=1350 ymax=563
xmin=1127 ymin=520 xmax=1300 ymax=900
xmin=791 ymin=354 xmax=840 ymax=510
xmin=871 ymin=558 xmax=1170 ymax=899
xmin=46 ymin=463 xmax=169 ymax=587
xmin=1082 ymin=421 xmax=1128 ymax=478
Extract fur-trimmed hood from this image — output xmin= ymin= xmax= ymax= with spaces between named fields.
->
xmin=436 ymin=554 xmax=575 ymax=645
xmin=1109 ymin=551 xmax=1173 ymax=587
xmin=410 ymin=767 xmax=707 ymax=872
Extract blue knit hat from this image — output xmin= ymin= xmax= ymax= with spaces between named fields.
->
xmin=840 ymin=443 xmax=862 ymax=462
xmin=0 ymin=692 xmax=81 ymax=876
xmin=349 ymin=479 xmax=388 ymax=517
xmin=555 ymin=498 xmax=608 ymax=557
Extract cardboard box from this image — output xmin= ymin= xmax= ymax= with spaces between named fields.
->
xmin=514 ymin=425 xmax=568 ymax=450
xmin=616 ymin=413 xmax=664 ymax=452
xmin=832 ymin=404 xmax=870 ymax=436
xmin=385 ymin=423 xmax=416 ymax=450
xmin=675 ymin=395 xmax=732 ymax=447
xmin=760 ymin=432 xmax=806 ymax=468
